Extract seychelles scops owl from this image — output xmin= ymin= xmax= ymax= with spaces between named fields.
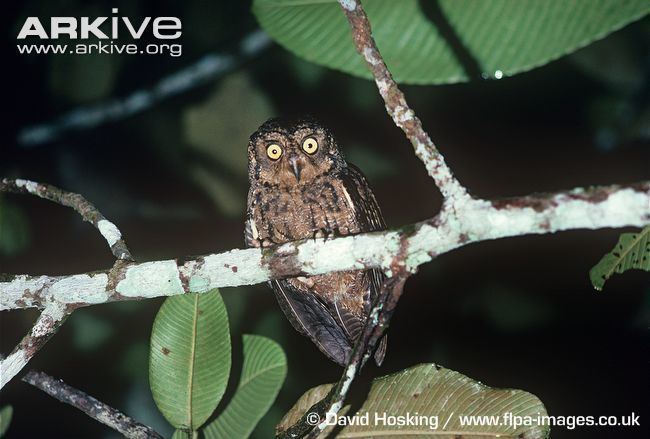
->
xmin=245 ymin=117 xmax=387 ymax=366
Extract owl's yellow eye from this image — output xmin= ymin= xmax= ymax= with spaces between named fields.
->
xmin=302 ymin=137 xmax=318 ymax=155
xmin=266 ymin=144 xmax=283 ymax=160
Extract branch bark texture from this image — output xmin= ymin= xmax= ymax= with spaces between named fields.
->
xmin=0 ymin=303 xmax=69 ymax=389
xmin=22 ymin=370 xmax=164 ymax=439
xmin=337 ymin=0 xmax=467 ymax=204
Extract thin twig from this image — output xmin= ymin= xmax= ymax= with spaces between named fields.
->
xmin=337 ymin=0 xmax=468 ymax=205
xmin=1 ymin=178 xmax=132 ymax=261
xmin=277 ymin=272 xmax=409 ymax=439
xmin=17 ymin=30 xmax=272 ymax=146
xmin=22 ymin=370 xmax=163 ymax=439
xmin=0 ymin=303 xmax=69 ymax=388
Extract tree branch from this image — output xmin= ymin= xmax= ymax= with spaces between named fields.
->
xmin=3 ymin=181 xmax=647 ymax=313
xmin=2 ymin=179 xmax=648 ymax=389
xmin=337 ymin=0 xmax=468 ymax=205
xmin=1 ymin=178 xmax=132 ymax=261
xmin=22 ymin=369 xmax=164 ymax=439
xmin=1 ymin=178 xmax=133 ymax=389
xmin=0 ymin=303 xmax=69 ymax=389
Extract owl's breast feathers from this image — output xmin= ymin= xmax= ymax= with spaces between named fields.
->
xmin=246 ymin=164 xmax=387 ymax=366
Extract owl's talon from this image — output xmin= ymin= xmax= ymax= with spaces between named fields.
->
xmin=313 ymin=229 xmax=327 ymax=241
xmin=313 ymin=228 xmax=339 ymax=241
xmin=260 ymin=238 xmax=275 ymax=248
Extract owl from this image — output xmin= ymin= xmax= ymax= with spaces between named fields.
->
xmin=245 ymin=117 xmax=387 ymax=367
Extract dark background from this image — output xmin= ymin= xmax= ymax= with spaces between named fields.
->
xmin=1 ymin=1 xmax=649 ymax=438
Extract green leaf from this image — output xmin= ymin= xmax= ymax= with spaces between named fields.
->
xmin=203 ymin=335 xmax=287 ymax=439
xmin=590 ymin=226 xmax=650 ymax=290
xmin=253 ymin=0 xmax=650 ymax=85
xmin=0 ymin=405 xmax=13 ymax=438
xmin=149 ymin=290 xmax=231 ymax=431
xmin=278 ymin=364 xmax=549 ymax=438
xmin=171 ymin=429 xmax=192 ymax=439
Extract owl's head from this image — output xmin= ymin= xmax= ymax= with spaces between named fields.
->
xmin=248 ymin=117 xmax=344 ymax=187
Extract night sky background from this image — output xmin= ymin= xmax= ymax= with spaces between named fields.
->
xmin=1 ymin=1 xmax=649 ymax=438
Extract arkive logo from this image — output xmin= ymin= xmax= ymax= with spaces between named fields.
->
xmin=16 ymin=8 xmax=183 ymax=57
xmin=17 ymin=8 xmax=181 ymax=40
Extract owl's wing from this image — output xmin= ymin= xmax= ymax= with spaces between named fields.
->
xmin=340 ymin=164 xmax=388 ymax=366
xmin=270 ymin=279 xmax=352 ymax=366
xmin=340 ymin=163 xmax=386 ymax=232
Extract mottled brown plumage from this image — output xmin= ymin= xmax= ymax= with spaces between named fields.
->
xmin=245 ymin=117 xmax=387 ymax=366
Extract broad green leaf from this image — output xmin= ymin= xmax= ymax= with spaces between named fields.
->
xmin=590 ymin=226 xmax=650 ymax=290
xmin=203 ymin=335 xmax=287 ymax=439
xmin=171 ymin=429 xmax=191 ymax=439
xmin=279 ymin=364 xmax=549 ymax=438
xmin=253 ymin=0 xmax=650 ymax=84
xmin=0 ymin=405 xmax=12 ymax=438
xmin=149 ymin=290 xmax=231 ymax=431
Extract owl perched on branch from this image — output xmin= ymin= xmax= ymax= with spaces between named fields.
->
xmin=245 ymin=117 xmax=388 ymax=367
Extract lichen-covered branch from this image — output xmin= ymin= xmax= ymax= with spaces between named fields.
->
xmin=337 ymin=0 xmax=468 ymax=204
xmin=1 ymin=178 xmax=132 ymax=261
xmin=0 ymin=303 xmax=69 ymax=389
xmin=2 ymin=182 xmax=648 ymax=313
xmin=1 ymin=179 xmax=647 ymax=389
xmin=17 ymin=30 xmax=271 ymax=146
xmin=22 ymin=370 xmax=163 ymax=439
xmin=1 ymin=178 xmax=133 ymax=390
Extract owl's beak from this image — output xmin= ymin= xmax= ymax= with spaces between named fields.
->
xmin=288 ymin=155 xmax=303 ymax=182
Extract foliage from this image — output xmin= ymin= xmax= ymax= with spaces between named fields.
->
xmin=253 ymin=0 xmax=649 ymax=84
xmin=150 ymin=290 xmax=231 ymax=431
xmin=203 ymin=335 xmax=287 ymax=438
xmin=590 ymin=226 xmax=650 ymax=290
xmin=149 ymin=290 xmax=287 ymax=437
xmin=279 ymin=363 xmax=549 ymax=438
